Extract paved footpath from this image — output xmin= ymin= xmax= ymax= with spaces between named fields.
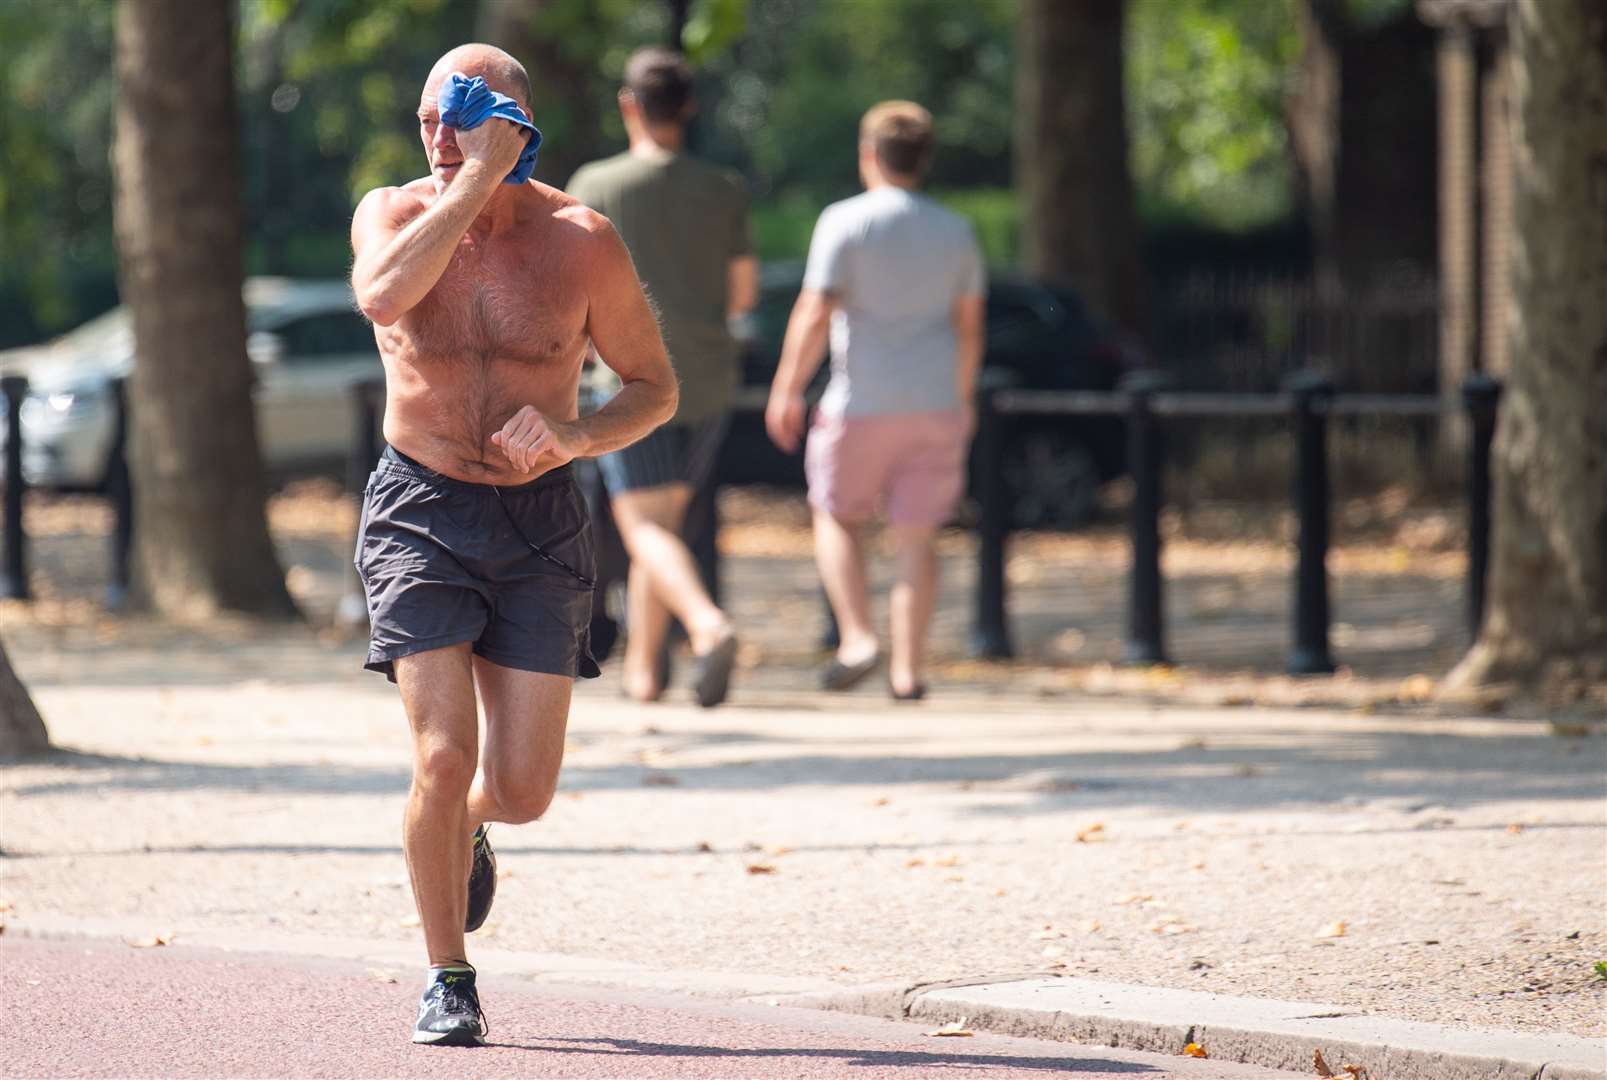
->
xmin=1 ymin=937 xmax=1300 ymax=1079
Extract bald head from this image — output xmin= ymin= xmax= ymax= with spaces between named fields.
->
xmin=423 ymin=43 xmax=532 ymax=114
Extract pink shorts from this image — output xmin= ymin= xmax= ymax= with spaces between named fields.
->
xmin=804 ymin=408 xmax=968 ymax=526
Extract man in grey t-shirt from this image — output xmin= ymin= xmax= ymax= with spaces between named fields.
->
xmin=765 ymin=101 xmax=986 ymax=700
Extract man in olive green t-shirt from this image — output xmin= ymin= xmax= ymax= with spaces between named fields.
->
xmin=567 ymin=46 xmax=756 ymax=707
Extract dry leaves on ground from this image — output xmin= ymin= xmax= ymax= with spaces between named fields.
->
xmin=1316 ymin=920 xmax=1347 ymax=939
xmin=1075 ymin=822 xmax=1107 ymax=843
xmin=1182 ymin=1042 xmax=1208 ymax=1058
xmin=746 ymin=863 xmax=778 ymax=875
xmin=924 ymin=1019 xmax=975 ymax=1037
xmin=1314 ymin=1049 xmax=1370 ymax=1078
xmin=127 ymin=930 xmax=178 ymax=948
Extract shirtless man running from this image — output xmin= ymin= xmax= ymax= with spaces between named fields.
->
xmin=350 ymin=43 xmax=677 ymax=1046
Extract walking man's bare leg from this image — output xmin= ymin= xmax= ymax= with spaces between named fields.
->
xmin=888 ymin=523 xmax=939 ymax=697
xmin=611 ymin=484 xmax=734 ymax=702
xmin=813 ymin=508 xmax=880 ymax=669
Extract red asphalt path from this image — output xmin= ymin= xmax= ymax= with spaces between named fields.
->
xmin=2 ymin=937 xmax=1301 ymax=1079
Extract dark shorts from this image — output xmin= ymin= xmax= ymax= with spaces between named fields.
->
xmin=595 ymin=414 xmax=729 ymax=496
xmin=355 ymin=446 xmax=600 ymax=683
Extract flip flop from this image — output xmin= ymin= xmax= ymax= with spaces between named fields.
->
xmin=821 ymin=652 xmax=881 ymax=691
xmin=692 ymin=631 xmax=739 ymax=708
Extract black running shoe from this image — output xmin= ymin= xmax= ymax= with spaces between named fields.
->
xmin=412 ymin=968 xmax=487 ymax=1047
xmin=465 ymin=824 xmax=496 ymax=933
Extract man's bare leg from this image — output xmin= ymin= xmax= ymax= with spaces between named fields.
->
xmin=889 ymin=523 xmax=939 ymax=696
xmin=621 ymin=559 xmax=675 ymax=701
xmin=611 ymin=483 xmax=732 ymax=700
xmin=812 ymin=508 xmax=879 ymax=666
xmin=465 ymin=659 xmax=573 ymax=827
xmin=394 ymin=644 xmax=479 ymax=968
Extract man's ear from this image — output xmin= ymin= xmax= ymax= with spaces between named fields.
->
xmin=618 ymin=88 xmax=637 ymax=120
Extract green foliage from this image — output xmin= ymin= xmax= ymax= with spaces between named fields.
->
xmin=705 ymin=0 xmax=1015 ymax=205
xmin=2 ymin=0 xmax=1329 ymax=348
xmin=1127 ymin=0 xmax=1300 ymax=230
xmin=0 ymin=0 xmax=118 ymax=345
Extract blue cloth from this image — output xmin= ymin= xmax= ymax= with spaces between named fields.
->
xmin=437 ymin=72 xmax=542 ymax=185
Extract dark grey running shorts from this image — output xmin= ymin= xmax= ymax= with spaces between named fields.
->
xmin=355 ymin=446 xmax=600 ymax=683
xmin=595 ymin=414 xmax=729 ymax=495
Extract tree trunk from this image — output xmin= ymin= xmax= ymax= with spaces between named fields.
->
xmin=0 ymin=638 xmax=49 ymax=757
xmin=1443 ymin=0 xmax=1607 ymax=712
xmin=1014 ymin=0 xmax=1145 ymax=338
xmin=112 ymin=0 xmax=295 ymax=620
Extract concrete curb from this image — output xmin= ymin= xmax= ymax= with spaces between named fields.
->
xmin=773 ymin=976 xmax=1606 ymax=1080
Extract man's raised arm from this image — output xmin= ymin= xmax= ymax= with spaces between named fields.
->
xmin=350 ymin=120 xmax=527 ymax=325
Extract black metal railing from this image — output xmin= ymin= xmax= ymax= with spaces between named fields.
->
xmin=968 ymin=370 xmax=1502 ymax=674
xmin=1 ymin=369 xmax=1502 ymax=682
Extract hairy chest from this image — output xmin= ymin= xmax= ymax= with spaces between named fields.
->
xmin=397 ymin=234 xmax=587 ymax=364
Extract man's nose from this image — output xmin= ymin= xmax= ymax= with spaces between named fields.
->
xmin=433 ymin=124 xmax=457 ymax=152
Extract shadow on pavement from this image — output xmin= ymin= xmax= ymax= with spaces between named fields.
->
xmin=486 ymin=1036 xmax=1157 ymax=1073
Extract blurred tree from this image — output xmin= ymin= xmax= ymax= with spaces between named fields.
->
xmin=1444 ymin=0 xmax=1606 ymax=709
xmin=1285 ymin=0 xmax=1436 ymax=290
xmin=0 ymin=640 xmax=49 ymax=757
xmin=113 ymin=0 xmax=296 ymax=619
xmin=1127 ymin=0 xmax=1299 ymax=231
xmin=1015 ymin=0 xmax=1146 ymax=336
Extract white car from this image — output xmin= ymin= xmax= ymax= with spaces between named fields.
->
xmin=0 ymin=278 xmax=380 ymax=489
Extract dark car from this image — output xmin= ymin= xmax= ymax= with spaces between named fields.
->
xmin=717 ymin=262 xmax=1129 ymax=529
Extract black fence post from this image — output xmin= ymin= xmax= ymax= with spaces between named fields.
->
xmin=1286 ymin=370 xmax=1336 ymax=675
xmin=971 ymin=369 xmax=1015 ymax=659
xmin=0 ymin=375 xmax=28 ymax=601
xmin=105 ymin=378 xmax=133 ymax=611
xmin=1121 ymin=370 xmax=1168 ymax=666
xmin=1462 ymin=374 xmax=1502 ymax=642
xmin=337 ymin=378 xmax=382 ymax=626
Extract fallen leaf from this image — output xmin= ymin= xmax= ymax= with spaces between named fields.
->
xmin=746 ymin=863 xmax=777 ymax=875
xmin=905 ymin=858 xmax=926 ymax=868
xmin=1341 ymin=1067 xmax=1370 ymax=1080
xmin=1079 ymin=919 xmax=1102 ymax=934
xmin=642 ymin=772 xmax=679 ymax=787
xmin=991 ymin=888 xmax=1007 ymax=897
xmin=1183 ymin=1042 xmax=1208 ymax=1058
xmin=496 ymin=868 xmax=513 ymax=880
xmin=1314 ymin=1049 xmax=1336 ymax=1076
xmin=871 ymin=797 xmax=891 ymax=807
xmin=764 ymin=845 xmax=796 ymax=856
xmin=1506 ymin=823 xmax=1524 ymax=835
xmin=924 ymin=1019 xmax=975 ymax=1037
xmin=1075 ymin=822 xmax=1106 ymax=843
xmin=695 ymin=841 xmax=714 ymax=853
xmin=1397 ymin=674 xmax=1435 ymax=701
xmin=0 ymin=900 xmax=12 ymax=914
xmin=1316 ymin=921 xmax=1347 ymax=939
xmin=127 ymin=930 xmax=178 ymax=948
xmin=944 ymin=875 xmax=966 ymax=884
